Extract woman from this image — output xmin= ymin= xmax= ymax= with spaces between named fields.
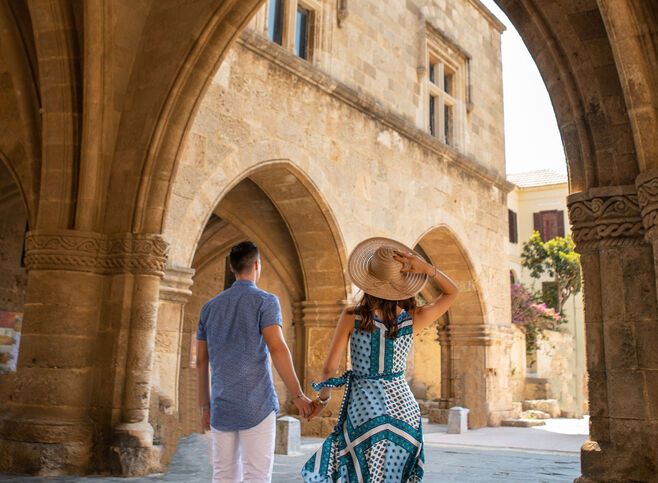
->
xmin=301 ymin=237 xmax=459 ymax=482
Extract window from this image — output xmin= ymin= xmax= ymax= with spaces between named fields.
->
xmin=265 ymin=0 xmax=317 ymax=62
xmin=425 ymin=27 xmax=468 ymax=149
xmin=295 ymin=6 xmax=310 ymax=59
xmin=268 ymin=0 xmax=284 ymax=45
xmin=533 ymin=210 xmax=565 ymax=241
xmin=508 ymin=209 xmax=518 ymax=244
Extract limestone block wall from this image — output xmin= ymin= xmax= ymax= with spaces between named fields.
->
xmin=247 ymin=0 xmax=505 ymax=173
xmin=535 ymin=329 xmax=579 ymax=417
xmin=509 ymin=324 xmax=527 ymax=403
xmin=407 ymin=321 xmax=442 ymax=400
xmin=162 ymin=27 xmax=513 ymax=429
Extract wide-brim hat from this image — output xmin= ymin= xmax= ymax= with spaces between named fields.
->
xmin=347 ymin=237 xmax=428 ymax=301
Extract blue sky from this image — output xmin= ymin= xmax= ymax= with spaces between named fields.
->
xmin=479 ymin=0 xmax=567 ymax=175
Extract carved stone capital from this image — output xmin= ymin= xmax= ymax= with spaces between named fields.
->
xmin=24 ymin=230 xmax=169 ymax=276
xmin=448 ymin=324 xmax=511 ymax=346
xmin=567 ymin=186 xmax=645 ymax=252
xmin=159 ymin=266 xmax=195 ymax=303
xmin=635 ymin=168 xmax=658 ymax=242
xmin=297 ymin=300 xmax=350 ymax=327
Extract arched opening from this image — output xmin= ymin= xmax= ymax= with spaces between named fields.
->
xmin=411 ymin=225 xmax=496 ymax=429
xmin=0 ymin=160 xmax=28 ymax=394
xmin=153 ymin=161 xmax=349 ymax=461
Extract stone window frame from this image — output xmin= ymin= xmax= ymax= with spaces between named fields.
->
xmin=256 ymin=0 xmax=323 ymax=64
xmin=421 ymin=24 xmax=471 ymax=150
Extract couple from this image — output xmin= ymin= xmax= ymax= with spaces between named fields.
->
xmin=196 ymin=237 xmax=458 ymax=482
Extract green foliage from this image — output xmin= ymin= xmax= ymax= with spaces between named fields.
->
xmin=511 ymin=282 xmax=562 ymax=355
xmin=520 ymin=231 xmax=581 ymax=317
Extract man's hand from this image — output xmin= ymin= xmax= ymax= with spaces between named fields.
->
xmin=200 ymin=406 xmax=211 ymax=432
xmin=293 ymin=394 xmax=314 ymax=419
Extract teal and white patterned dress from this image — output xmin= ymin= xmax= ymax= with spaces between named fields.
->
xmin=301 ymin=310 xmax=424 ymax=482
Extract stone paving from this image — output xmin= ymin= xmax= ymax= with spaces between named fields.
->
xmin=0 ymin=421 xmax=584 ymax=482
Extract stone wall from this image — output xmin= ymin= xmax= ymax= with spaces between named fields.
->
xmin=162 ymin=0 xmax=513 ymax=433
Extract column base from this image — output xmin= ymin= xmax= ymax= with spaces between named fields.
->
xmin=0 ymin=416 xmax=92 ymax=475
xmin=579 ymin=438 xmax=658 ymax=482
xmin=110 ymin=422 xmax=162 ymax=476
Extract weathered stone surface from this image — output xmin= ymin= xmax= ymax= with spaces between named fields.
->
xmin=520 ymin=410 xmax=550 ymax=420
xmin=522 ymin=399 xmax=561 ymax=418
xmin=501 ymin=419 xmax=546 ymax=428
xmin=447 ymin=407 xmax=469 ymax=434
xmin=275 ymin=416 xmax=301 ymax=455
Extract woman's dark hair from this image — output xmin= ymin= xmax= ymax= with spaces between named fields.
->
xmin=229 ymin=241 xmax=259 ymax=274
xmin=350 ymin=293 xmax=417 ymax=339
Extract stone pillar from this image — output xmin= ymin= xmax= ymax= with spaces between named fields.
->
xmin=569 ymin=184 xmax=658 ymax=482
xmin=108 ymin=235 xmax=169 ymax=476
xmin=297 ymin=300 xmax=348 ymax=436
xmin=0 ymin=231 xmax=103 ymax=475
xmin=448 ymin=324 xmax=514 ymax=428
xmin=0 ymin=231 xmax=168 ymax=476
xmin=149 ymin=266 xmax=194 ymax=463
xmin=437 ymin=324 xmax=454 ymax=409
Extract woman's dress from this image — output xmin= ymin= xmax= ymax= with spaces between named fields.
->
xmin=301 ymin=310 xmax=424 ymax=482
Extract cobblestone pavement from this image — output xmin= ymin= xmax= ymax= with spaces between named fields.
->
xmin=0 ymin=432 xmax=580 ymax=483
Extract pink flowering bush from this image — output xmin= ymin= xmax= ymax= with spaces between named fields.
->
xmin=511 ymin=283 xmax=562 ymax=354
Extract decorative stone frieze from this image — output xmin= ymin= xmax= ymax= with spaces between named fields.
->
xmin=24 ymin=230 xmax=169 ymax=276
xmin=635 ymin=168 xmax=658 ymax=242
xmin=567 ymin=186 xmax=645 ymax=251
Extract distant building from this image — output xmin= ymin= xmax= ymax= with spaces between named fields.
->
xmin=507 ymin=169 xmax=587 ymax=417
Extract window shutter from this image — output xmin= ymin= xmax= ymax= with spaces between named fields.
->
xmin=533 ymin=212 xmax=541 ymax=239
xmin=557 ymin=210 xmax=565 ymax=237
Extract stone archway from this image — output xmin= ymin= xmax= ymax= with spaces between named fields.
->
xmin=412 ymin=225 xmax=511 ymax=429
xmin=153 ymin=161 xmax=350 ymax=457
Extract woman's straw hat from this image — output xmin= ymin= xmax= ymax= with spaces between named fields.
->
xmin=347 ymin=237 xmax=428 ymax=301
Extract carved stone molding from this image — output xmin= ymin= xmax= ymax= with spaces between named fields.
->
xmin=449 ymin=324 xmax=511 ymax=346
xmin=567 ymin=186 xmax=645 ymax=252
xmin=298 ymin=300 xmax=349 ymax=327
xmin=159 ymin=266 xmax=195 ymax=303
xmin=635 ymin=168 xmax=658 ymax=242
xmin=24 ymin=230 xmax=169 ymax=276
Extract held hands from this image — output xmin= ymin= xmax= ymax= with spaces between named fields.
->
xmin=293 ymin=393 xmax=315 ymax=419
xmin=393 ymin=250 xmax=432 ymax=275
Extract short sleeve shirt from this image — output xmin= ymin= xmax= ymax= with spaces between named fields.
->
xmin=196 ymin=279 xmax=282 ymax=430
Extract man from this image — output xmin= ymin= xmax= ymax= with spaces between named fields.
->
xmin=196 ymin=241 xmax=314 ymax=482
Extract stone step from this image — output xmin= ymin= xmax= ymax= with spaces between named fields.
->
xmin=520 ymin=409 xmax=551 ymax=420
xmin=501 ymin=418 xmax=547 ymax=427
xmin=522 ymin=398 xmax=561 ymax=418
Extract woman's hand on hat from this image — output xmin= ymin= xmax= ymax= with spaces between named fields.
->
xmin=393 ymin=250 xmax=431 ymax=274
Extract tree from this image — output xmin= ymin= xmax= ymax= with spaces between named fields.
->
xmin=520 ymin=231 xmax=581 ymax=317
xmin=511 ymin=283 xmax=562 ymax=354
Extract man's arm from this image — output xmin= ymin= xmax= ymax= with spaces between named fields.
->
xmin=262 ymin=325 xmax=313 ymax=418
xmin=196 ymin=339 xmax=211 ymax=431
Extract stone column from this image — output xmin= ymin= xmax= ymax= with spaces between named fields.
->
xmin=437 ymin=324 xmax=454 ymax=409
xmin=150 ymin=266 xmax=194 ymax=462
xmin=0 ymin=231 xmax=104 ymax=475
xmin=448 ymin=324 xmax=514 ymax=428
xmin=0 ymin=231 xmax=168 ymax=475
xmin=108 ymin=235 xmax=169 ymax=475
xmin=569 ymin=184 xmax=658 ymax=482
xmin=297 ymin=300 xmax=348 ymax=436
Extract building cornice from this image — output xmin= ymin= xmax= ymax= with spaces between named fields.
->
xmin=237 ymin=31 xmax=515 ymax=194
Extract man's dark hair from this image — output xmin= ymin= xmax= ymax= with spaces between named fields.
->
xmin=229 ymin=241 xmax=259 ymax=274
